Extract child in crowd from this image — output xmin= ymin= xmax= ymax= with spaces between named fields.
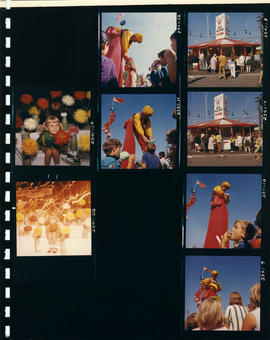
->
xmin=124 ymin=58 xmax=137 ymax=87
xmin=101 ymin=138 xmax=135 ymax=169
xmin=37 ymin=115 xmax=63 ymax=166
xmin=193 ymin=297 xmax=227 ymax=331
xmin=101 ymin=31 xmax=118 ymax=88
xmin=159 ymin=151 xmax=169 ymax=169
xmin=185 ymin=313 xmax=198 ymax=331
xmin=220 ymin=219 xmax=256 ymax=249
xmin=141 ymin=142 xmax=161 ymax=169
xmin=224 ymin=292 xmax=248 ymax=330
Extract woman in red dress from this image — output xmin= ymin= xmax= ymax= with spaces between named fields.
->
xmin=204 ymin=182 xmax=231 ymax=248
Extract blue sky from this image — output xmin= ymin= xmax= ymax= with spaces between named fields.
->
xmin=101 ymin=94 xmax=176 ymax=162
xmin=188 ymin=12 xmax=262 ymax=46
xmin=188 ymin=92 xmax=262 ymax=125
xmin=102 ymin=12 xmax=176 ymax=76
xmin=185 ymin=174 xmax=261 ymax=248
xmin=185 ymin=256 xmax=261 ymax=318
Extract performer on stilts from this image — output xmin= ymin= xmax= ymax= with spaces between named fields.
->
xmin=121 ymin=105 xmax=154 ymax=169
xmin=194 ymin=268 xmax=222 ymax=306
xmin=204 ymin=182 xmax=231 ymax=248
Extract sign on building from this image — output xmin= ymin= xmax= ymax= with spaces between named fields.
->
xmin=216 ymin=13 xmax=230 ymax=39
xmin=214 ymin=93 xmax=229 ymax=120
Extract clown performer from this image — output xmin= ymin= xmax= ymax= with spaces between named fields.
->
xmin=106 ymin=24 xmax=143 ymax=87
xmin=121 ymin=105 xmax=154 ymax=169
xmin=194 ymin=269 xmax=222 ymax=306
xmin=204 ymin=182 xmax=231 ymax=249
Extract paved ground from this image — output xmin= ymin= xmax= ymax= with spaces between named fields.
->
xmin=188 ymin=70 xmax=262 ymax=88
xmin=187 ymin=151 xmax=263 ymax=167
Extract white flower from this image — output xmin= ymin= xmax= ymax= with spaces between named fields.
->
xmin=24 ymin=118 xmax=38 ymax=131
xmin=62 ymin=203 xmax=70 ymax=210
xmin=62 ymin=95 xmax=75 ymax=106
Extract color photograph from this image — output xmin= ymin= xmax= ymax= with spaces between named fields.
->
xmin=185 ymin=256 xmax=261 ymax=331
xmin=188 ymin=12 xmax=263 ymax=87
xmin=187 ymin=92 xmax=263 ymax=166
xmin=101 ymin=94 xmax=177 ymax=169
xmin=16 ymin=181 xmax=92 ymax=256
xmin=101 ymin=12 xmax=177 ymax=88
xmin=185 ymin=174 xmax=261 ymax=249
xmin=15 ymin=89 xmax=91 ymax=166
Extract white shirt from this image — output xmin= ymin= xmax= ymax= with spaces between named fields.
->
xmin=224 ymin=304 xmax=248 ymax=330
xmin=251 ymin=307 xmax=260 ymax=331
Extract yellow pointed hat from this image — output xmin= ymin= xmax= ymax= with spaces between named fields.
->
xmin=142 ymin=105 xmax=154 ymax=116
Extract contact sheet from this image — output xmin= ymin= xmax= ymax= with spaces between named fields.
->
xmin=0 ymin=2 xmax=270 ymax=340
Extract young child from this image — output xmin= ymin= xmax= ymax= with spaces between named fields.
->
xmin=101 ymin=138 xmax=135 ymax=169
xmin=159 ymin=151 xmax=169 ymax=169
xmin=141 ymin=142 xmax=161 ymax=169
xmin=101 ymin=31 xmax=118 ymax=88
xmin=124 ymin=58 xmax=137 ymax=87
xmin=37 ymin=115 xmax=63 ymax=166
xmin=220 ymin=219 xmax=256 ymax=249
xmin=46 ymin=215 xmax=60 ymax=254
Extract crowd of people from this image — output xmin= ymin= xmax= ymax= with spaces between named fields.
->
xmin=101 ymin=28 xmax=177 ymax=88
xmin=188 ymin=51 xmax=263 ymax=84
xmin=101 ymin=106 xmax=177 ymax=169
xmin=188 ymin=131 xmax=263 ymax=159
xmin=186 ymin=282 xmax=261 ymax=331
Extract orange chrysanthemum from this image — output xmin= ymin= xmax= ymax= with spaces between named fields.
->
xmin=21 ymin=138 xmax=38 ymax=156
xmin=51 ymin=101 xmax=61 ymax=111
xmin=20 ymin=94 xmax=33 ymax=105
xmin=74 ymin=91 xmax=86 ymax=100
xmin=50 ymin=91 xmax=62 ymax=99
xmin=37 ymin=98 xmax=49 ymax=110
xmin=16 ymin=116 xmax=23 ymax=129
xmin=54 ymin=130 xmax=70 ymax=146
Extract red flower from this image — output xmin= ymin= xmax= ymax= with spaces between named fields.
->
xmin=37 ymin=98 xmax=49 ymax=110
xmin=20 ymin=94 xmax=33 ymax=105
xmin=74 ymin=91 xmax=86 ymax=100
xmin=50 ymin=91 xmax=62 ymax=99
xmin=54 ymin=130 xmax=70 ymax=146
xmin=51 ymin=101 xmax=61 ymax=111
xmin=68 ymin=125 xmax=79 ymax=135
xmin=16 ymin=116 xmax=23 ymax=129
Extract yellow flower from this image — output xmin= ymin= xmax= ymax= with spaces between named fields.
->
xmin=88 ymin=109 xmax=91 ymax=118
xmin=33 ymin=227 xmax=42 ymax=237
xmin=78 ymin=134 xmax=90 ymax=152
xmin=21 ymin=138 xmax=38 ymax=156
xmin=84 ymin=208 xmax=91 ymax=216
xmin=28 ymin=106 xmax=40 ymax=115
xmin=17 ymin=213 xmax=23 ymax=222
xmin=76 ymin=209 xmax=84 ymax=219
xmin=78 ymin=199 xmax=86 ymax=206
xmin=66 ymin=212 xmax=75 ymax=221
xmin=73 ymin=109 xmax=88 ymax=124
xmin=62 ymin=226 xmax=71 ymax=235
xmin=86 ymin=91 xmax=91 ymax=100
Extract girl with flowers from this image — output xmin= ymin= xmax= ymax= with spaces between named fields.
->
xmin=36 ymin=115 xmax=70 ymax=166
xmin=46 ymin=215 xmax=60 ymax=254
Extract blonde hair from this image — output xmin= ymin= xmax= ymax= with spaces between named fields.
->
xmin=250 ymin=282 xmax=260 ymax=307
xmin=42 ymin=115 xmax=63 ymax=133
xmin=229 ymin=292 xmax=243 ymax=306
xmin=197 ymin=297 xmax=224 ymax=330
xmin=234 ymin=220 xmax=256 ymax=242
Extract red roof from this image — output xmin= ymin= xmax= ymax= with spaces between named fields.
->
xmin=188 ymin=38 xmax=260 ymax=49
xmin=188 ymin=118 xmax=258 ymax=129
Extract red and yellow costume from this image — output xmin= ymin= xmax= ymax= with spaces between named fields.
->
xmin=106 ymin=26 xmax=143 ymax=87
xmin=194 ymin=270 xmax=222 ymax=305
xmin=204 ymin=182 xmax=231 ymax=248
xmin=121 ymin=106 xmax=154 ymax=169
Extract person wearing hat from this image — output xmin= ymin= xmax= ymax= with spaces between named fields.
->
xmin=204 ymin=182 xmax=231 ymax=248
xmin=106 ymin=26 xmax=143 ymax=87
xmin=121 ymin=105 xmax=154 ymax=169
xmin=194 ymin=270 xmax=222 ymax=306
